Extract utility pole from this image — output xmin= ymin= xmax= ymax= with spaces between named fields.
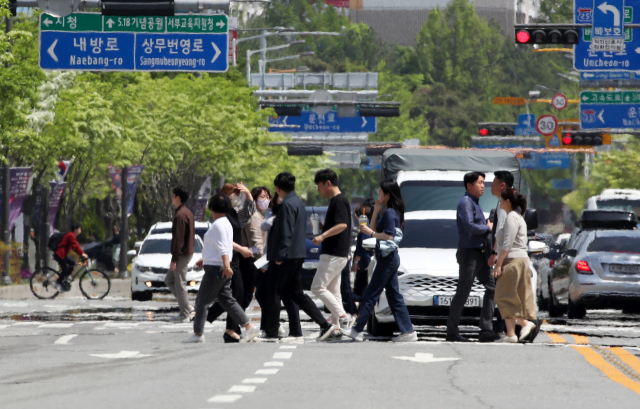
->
xmin=1 ymin=15 xmax=13 ymax=285
xmin=119 ymin=166 xmax=128 ymax=279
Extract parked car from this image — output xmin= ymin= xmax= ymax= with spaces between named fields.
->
xmin=362 ymin=210 xmax=542 ymax=336
xmin=548 ymin=210 xmax=640 ymax=318
xmin=147 ymin=221 xmax=211 ymax=241
xmin=130 ymin=233 xmax=204 ymax=301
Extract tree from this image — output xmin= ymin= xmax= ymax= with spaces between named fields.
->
xmin=536 ymin=0 xmax=574 ymax=23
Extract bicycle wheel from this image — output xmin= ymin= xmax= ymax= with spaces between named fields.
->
xmin=79 ymin=269 xmax=111 ymax=300
xmin=30 ymin=267 xmax=61 ymax=299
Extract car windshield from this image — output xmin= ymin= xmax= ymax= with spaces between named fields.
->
xmin=140 ymin=239 xmax=202 ymax=254
xmin=306 ymin=208 xmax=327 ymax=236
xmin=596 ymin=199 xmax=640 ymax=216
xmin=401 ymin=181 xmax=496 ymax=212
xmin=587 ymin=236 xmax=640 ymax=254
xmin=399 ymin=219 xmax=459 ymax=249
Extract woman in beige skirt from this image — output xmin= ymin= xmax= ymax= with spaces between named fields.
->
xmin=492 ymin=187 xmax=541 ymax=343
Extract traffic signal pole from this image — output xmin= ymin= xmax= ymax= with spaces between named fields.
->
xmin=1 ymin=16 xmax=12 ymax=286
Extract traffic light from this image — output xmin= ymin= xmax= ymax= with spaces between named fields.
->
xmin=273 ymin=106 xmax=303 ymax=116
xmin=562 ymin=131 xmax=604 ymax=146
xmin=359 ymin=107 xmax=400 ymax=117
xmin=515 ymin=27 xmax=579 ymax=45
xmin=478 ymin=125 xmax=515 ymax=136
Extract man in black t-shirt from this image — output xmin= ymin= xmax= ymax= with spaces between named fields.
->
xmin=311 ymin=169 xmax=354 ymax=335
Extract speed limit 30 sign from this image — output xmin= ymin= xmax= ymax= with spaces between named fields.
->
xmin=536 ymin=114 xmax=558 ymax=136
xmin=552 ymin=93 xmax=568 ymax=110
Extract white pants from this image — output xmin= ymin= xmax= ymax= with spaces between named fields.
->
xmin=311 ymin=254 xmax=349 ymax=328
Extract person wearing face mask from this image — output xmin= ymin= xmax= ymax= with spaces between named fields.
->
xmin=240 ymin=186 xmax=271 ymax=312
xmin=205 ymin=183 xmax=255 ymax=343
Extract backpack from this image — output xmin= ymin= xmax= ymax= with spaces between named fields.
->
xmin=47 ymin=232 xmax=65 ymax=252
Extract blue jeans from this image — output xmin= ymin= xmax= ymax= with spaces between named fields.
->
xmin=353 ymin=250 xmax=414 ymax=334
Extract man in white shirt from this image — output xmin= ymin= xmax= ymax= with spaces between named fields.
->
xmin=183 ymin=193 xmax=259 ymax=344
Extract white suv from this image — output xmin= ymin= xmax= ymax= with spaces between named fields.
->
xmin=585 ymin=189 xmax=640 ymax=217
xmin=130 ymin=233 xmax=204 ymax=301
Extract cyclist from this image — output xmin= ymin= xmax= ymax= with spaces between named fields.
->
xmin=53 ymin=223 xmax=89 ymax=292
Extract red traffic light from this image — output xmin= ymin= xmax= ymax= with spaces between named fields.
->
xmin=479 ymin=128 xmax=489 ymax=136
xmin=563 ymin=132 xmax=573 ymax=145
xmin=516 ymin=30 xmax=531 ymax=44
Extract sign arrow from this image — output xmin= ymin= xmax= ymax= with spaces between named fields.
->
xmin=282 ymin=116 xmax=288 ymax=126
xmin=583 ymin=73 xmax=595 ymax=78
xmin=106 ymin=18 xmax=115 ymax=29
xmin=361 ymin=117 xmax=368 ymax=128
xmin=43 ymin=18 xmax=53 ymax=27
xmin=90 ymin=351 xmax=154 ymax=359
xmin=216 ymin=20 xmax=225 ymax=29
xmin=211 ymin=41 xmax=222 ymax=63
xmin=47 ymin=39 xmax=59 ymax=62
xmin=598 ymin=110 xmax=605 ymax=124
xmin=392 ymin=353 xmax=460 ymax=363
xmin=598 ymin=2 xmax=622 ymax=27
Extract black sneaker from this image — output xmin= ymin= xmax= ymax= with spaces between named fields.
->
xmin=478 ymin=331 xmax=501 ymax=343
xmin=318 ymin=325 xmax=337 ymax=341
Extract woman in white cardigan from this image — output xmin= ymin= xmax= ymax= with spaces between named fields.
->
xmin=492 ymin=187 xmax=541 ymax=343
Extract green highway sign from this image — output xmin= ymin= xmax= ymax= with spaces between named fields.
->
xmin=40 ymin=13 xmax=228 ymax=34
xmin=580 ymin=90 xmax=640 ymax=104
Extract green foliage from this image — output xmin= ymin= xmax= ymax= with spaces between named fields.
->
xmin=536 ymin=0 xmax=574 ymax=23
xmin=563 ymin=143 xmax=640 ymax=213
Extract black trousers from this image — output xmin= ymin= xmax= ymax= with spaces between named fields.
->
xmin=240 ymin=257 xmax=260 ymax=311
xmin=340 ymin=261 xmax=360 ymax=315
xmin=206 ymin=259 xmax=244 ymax=334
xmin=447 ymin=248 xmax=496 ymax=336
xmin=255 ymin=263 xmax=292 ymax=337
xmin=263 ymin=259 xmax=328 ymax=337
xmin=53 ymin=254 xmax=75 ymax=284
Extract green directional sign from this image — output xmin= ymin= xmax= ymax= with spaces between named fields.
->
xmin=580 ymin=90 xmax=640 ymax=104
xmin=40 ymin=12 xmax=228 ymax=34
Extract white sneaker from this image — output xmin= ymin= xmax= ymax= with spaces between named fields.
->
xmin=392 ymin=331 xmax=418 ymax=343
xmin=240 ymin=325 xmax=260 ymax=343
xmin=252 ymin=332 xmax=280 ymax=343
xmin=338 ymin=314 xmax=354 ymax=329
xmin=281 ymin=336 xmax=305 ymax=344
xmin=340 ymin=328 xmax=364 ymax=342
xmin=182 ymin=334 xmax=204 ymax=344
xmin=170 ymin=314 xmax=190 ymax=323
xmin=278 ymin=325 xmax=286 ymax=337
xmin=188 ymin=307 xmax=195 ymax=321
xmin=519 ymin=322 xmax=535 ymax=342
xmin=501 ymin=335 xmax=518 ymax=343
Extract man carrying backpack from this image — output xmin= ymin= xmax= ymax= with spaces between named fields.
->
xmin=51 ymin=223 xmax=88 ymax=291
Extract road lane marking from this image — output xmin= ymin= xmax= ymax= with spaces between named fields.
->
xmin=207 ymin=395 xmax=242 ymax=403
xmin=571 ymin=334 xmax=589 ymax=344
xmin=572 ymin=346 xmax=640 ymax=395
xmin=38 ymin=323 xmax=73 ymax=328
xmin=273 ymin=352 xmax=292 ymax=359
xmin=393 ymin=353 xmax=460 ymax=363
xmin=90 ymin=351 xmax=154 ymax=359
xmin=609 ymin=348 xmax=640 ymax=374
xmin=279 ymin=345 xmax=296 ymax=349
xmin=545 ymin=332 xmax=567 ymax=343
xmin=229 ymin=385 xmax=256 ymax=393
xmin=0 ymin=325 xmax=9 ymax=329
xmin=255 ymin=369 xmax=279 ymax=375
xmin=264 ymin=361 xmax=283 ymax=367
xmin=54 ymin=334 xmax=77 ymax=345
xmin=242 ymin=378 xmax=267 ymax=384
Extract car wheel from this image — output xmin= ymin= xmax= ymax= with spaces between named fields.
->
xmin=366 ymin=313 xmax=395 ymax=337
xmin=547 ymin=279 xmax=565 ymax=318
xmin=132 ymin=291 xmax=153 ymax=302
xmin=567 ymin=299 xmax=587 ymax=319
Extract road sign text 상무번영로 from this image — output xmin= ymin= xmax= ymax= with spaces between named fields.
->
xmin=39 ymin=13 xmax=229 ymax=72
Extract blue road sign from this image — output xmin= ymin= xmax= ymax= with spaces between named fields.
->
xmin=580 ymin=90 xmax=640 ymax=128
xmin=548 ymin=133 xmax=562 ymax=147
xmin=575 ymin=0 xmax=639 ymax=71
xmin=580 ymin=71 xmax=634 ymax=79
xmin=519 ymin=152 xmax=539 ymax=170
xmin=514 ymin=114 xmax=541 ymax=136
xmin=552 ymin=179 xmax=575 ymax=190
xmin=39 ymin=13 xmax=228 ymax=72
xmin=539 ymin=152 xmax=571 ymax=170
xmin=268 ymin=111 xmax=377 ymax=133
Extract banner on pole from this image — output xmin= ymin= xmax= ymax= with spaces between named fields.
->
xmin=0 ymin=167 xmax=33 ymax=232
xmin=193 ymin=176 xmax=212 ymax=222
xmin=48 ymin=181 xmax=67 ymax=236
xmin=108 ymin=165 xmax=145 ymax=217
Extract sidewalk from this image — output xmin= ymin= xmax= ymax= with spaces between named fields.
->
xmin=0 ymin=279 xmax=132 ymax=300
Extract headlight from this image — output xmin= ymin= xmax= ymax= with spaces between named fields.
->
xmin=134 ymin=264 xmax=153 ymax=273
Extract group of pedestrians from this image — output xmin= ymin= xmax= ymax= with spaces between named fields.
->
xmin=162 ymin=167 xmax=540 ymax=345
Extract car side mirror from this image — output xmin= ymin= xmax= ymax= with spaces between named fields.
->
xmin=524 ymin=209 xmax=538 ymax=231
xmin=127 ymin=249 xmax=137 ymax=257
xmin=362 ymin=237 xmax=376 ymax=250
xmin=565 ymin=249 xmax=577 ymax=258
xmin=134 ymin=241 xmax=143 ymax=250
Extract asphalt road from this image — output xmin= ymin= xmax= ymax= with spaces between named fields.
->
xmin=1 ymin=283 xmax=640 ymax=408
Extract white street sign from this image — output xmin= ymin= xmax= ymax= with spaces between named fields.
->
xmin=536 ymin=114 xmax=558 ymax=136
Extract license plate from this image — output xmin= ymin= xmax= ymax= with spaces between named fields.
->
xmin=434 ymin=295 xmax=480 ymax=307
xmin=302 ymin=262 xmax=319 ymax=270
xmin=609 ymin=264 xmax=640 ymax=274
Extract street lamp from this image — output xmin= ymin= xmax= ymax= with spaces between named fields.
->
xmin=259 ymin=51 xmax=315 ymax=73
xmin=246 ymin=41 xmax=306 ymax=79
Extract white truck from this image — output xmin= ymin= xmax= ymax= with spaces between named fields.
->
xmin=364 ymin=149 xmax=543 ymax=336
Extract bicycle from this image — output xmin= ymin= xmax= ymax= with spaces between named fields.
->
xmin=30 ymin=258 xmax=111 ymax=300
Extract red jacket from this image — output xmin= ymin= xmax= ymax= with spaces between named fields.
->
xmin=55 ymin=232 xmax=84 ymax=259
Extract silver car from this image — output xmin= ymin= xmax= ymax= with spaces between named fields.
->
xmin=549 ymin=230 xmax=640 ymax=318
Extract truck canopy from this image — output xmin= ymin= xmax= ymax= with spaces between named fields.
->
xmin=382 ymin=149 xmax=521 ymax=189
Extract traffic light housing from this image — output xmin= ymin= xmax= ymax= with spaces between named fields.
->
xmin=562 ymin=131 xmax=607 ymax=146
xmin=478 ymin=125 xmax=515 ymax=136
xmin=515 ymin=27 xmax=579 ymax=45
